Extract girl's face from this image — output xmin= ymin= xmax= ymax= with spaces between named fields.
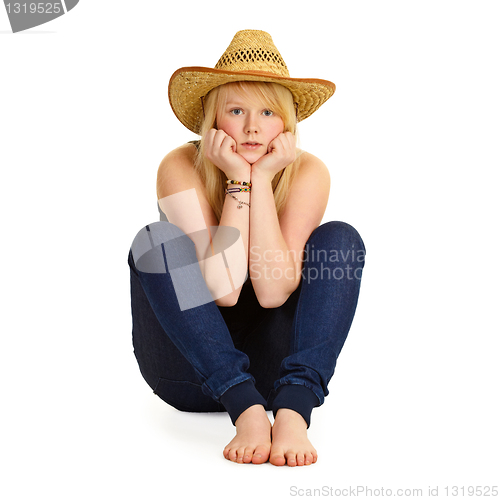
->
xmin=216 ymin=86 xmax=285 ymax=164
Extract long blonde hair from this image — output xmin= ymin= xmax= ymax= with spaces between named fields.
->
xmin=194 ymin=81 xmax=301 ymax=222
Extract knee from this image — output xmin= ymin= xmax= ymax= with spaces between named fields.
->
xmin=130 ymin=221 xmax=195 ymax=274
xmin=303 ymin=222 xmax=366 ymax=279
xmin=308 ymin=221 xmax=366 ymax=255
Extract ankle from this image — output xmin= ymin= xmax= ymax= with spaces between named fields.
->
xmin=235 ymin=404 xmax=268 ymax=427
xmin=274 ymin=408 xmax=308 ymax=428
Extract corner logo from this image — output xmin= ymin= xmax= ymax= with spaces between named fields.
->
xmin=3 ymin=1 xmax=79 ymax=33
xmin=131 ymin=189 xmax=247 ymax=311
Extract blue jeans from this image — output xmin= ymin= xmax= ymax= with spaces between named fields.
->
xmin=128 ymin=221 xmax=365 ymax=427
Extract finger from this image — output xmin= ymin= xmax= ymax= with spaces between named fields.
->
xmin=213 ymin=129 xmax=229 ymax=148
xmin=278 ymin=131 xmax=293 ymax=150
xmin=279 ymin=131 xmax=292 ymax=147
xmin=278 ymin=132 xmax=296 ymax=161
xmin=221 ymin=134 xmax=237 ymax=152
xmin=285 ymin=131 xmax=296 ymax=149
xmin=268 ymin=134 xmax=281 ymax=154
xmin=205 ymin=128 xmax=218 ymax=150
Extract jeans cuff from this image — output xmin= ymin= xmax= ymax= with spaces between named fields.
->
xmin=271 ymin=385 xmax=319 ymax=428
xmin=219 ymin=379 xmax=267 ymax=426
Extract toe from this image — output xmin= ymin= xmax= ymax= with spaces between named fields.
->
xmin=243 ymin=446 xmax=254 ymax=463
xmin=285 ymin=451 xmax=297 ymax=467
xmin=236 ymin=447 xmax=246 ymax=463
xmin=270 ymin=447 xmax=286 ymax=466
xmin=304 ymin=452 xmax=314 ymax=465
xmin=252 ymin=445 xmax=270 ymax=464
xmin=296 ymin=453 xmax=305 ymax=466
xmin=227 ymin=448 xmax=238 ymax=462
xmin=223 ymin=448 xmax=230 ymax=460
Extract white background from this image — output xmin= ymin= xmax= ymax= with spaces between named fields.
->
xmin=1 ymin=1 xmax=499 ymax=498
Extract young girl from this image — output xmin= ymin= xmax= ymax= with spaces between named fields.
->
xmin=128 ymin=30 xmax=365 ymax=467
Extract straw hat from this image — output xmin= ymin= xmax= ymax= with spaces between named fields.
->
xmin=168 ymin=30 xmax=336 ymax=134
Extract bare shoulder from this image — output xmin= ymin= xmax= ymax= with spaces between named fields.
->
xmin=156 ymin=142 xmax=218 ymax=228
xmin=294 ymin=150 xmax=330 ymax=185
xmin=286 ymin=149 xmax=331 ymax=205
xmin=160 ymin=142 xmax=197 ymax=168
xmin=156 ymin=142 xmax=199 ymax=198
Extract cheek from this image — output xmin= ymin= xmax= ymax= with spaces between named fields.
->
xmin=270 ymin=120 xmax=284 ymax=137
xmin=216 ymin=112 xmax=231 ymax=131
xmin=218 ymin=119 xmax=235 ymax=135
xmin=216 ymin=116 xmax=226 ymax=130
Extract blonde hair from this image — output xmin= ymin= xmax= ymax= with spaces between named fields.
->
xmin=194 ymin=81 xmax=301 ymax=222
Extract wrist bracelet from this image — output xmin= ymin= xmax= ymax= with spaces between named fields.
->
xmin=226 ymin=186 xmax=251 ymax=193
xmin=225 ymin=188 xmax=250 ymax=209
xmin=227 ymin=179 xmax=252 ymax=187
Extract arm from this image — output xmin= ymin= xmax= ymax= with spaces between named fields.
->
xmin=157 ymin=137 xmax=251 ymax=308
xmin=249 ymin=136 xmax=330 ymax=308
xmin=202 ymin=129 xmax=253 ymax=306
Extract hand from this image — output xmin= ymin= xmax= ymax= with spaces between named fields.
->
xmin=251 ymin=132 xmax=296 ymax=182
xmin=204 ymin=128 xmax=251 ymax=179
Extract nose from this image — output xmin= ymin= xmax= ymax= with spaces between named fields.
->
xmin=245 ymin=113 xmax=259 ymax=134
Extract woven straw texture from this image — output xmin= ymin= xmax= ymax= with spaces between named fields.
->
xmin=168 ymin=30 xmax=336 ymax=134
xmin=214 ymin=30 xmax=289 ymax=77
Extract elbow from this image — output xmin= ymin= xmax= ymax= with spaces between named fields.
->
xmin=258 ymin=296 xmax=289 ymax=309
xmin=253 ymin=278 xmax=301 ymax=309
xmin=215 ymin=295 xmax=238 ymax=308
xmin=214 ymin=288 xmax=243 ymax=308
xmin=255 ymin=290 xmax=291 ymax=309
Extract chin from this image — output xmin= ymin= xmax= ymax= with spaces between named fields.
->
xmin=240 ymin=152 xmax=265 ymax=165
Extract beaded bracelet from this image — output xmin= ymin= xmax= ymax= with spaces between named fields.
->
xmin=225 ymin=189 xmax=250 ymax=209
xmin=226 ymin=186 xmax=251 ymax=193
xmin=227 ymin=179 xmax=252 ymax=187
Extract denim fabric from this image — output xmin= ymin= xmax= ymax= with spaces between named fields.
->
xmin=128 ymin=221 xmax=365 ymax=426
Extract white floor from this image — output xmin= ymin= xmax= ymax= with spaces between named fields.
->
xmin=3 ymin=285 xmax=498 ymax=499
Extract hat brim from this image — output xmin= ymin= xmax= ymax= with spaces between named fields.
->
xmin=168 ymin=66 xmax=336 ymax=135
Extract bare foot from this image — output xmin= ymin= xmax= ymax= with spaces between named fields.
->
xmin=223 ymin=405 xmax=272 ymax=464
xmin=270 ymin=409 xmax=318 ymax=467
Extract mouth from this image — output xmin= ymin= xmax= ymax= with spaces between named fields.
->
xmin=241 ymin=142 xmax=262 ymax=150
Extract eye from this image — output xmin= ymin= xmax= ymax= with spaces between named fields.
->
xmin=230 ymin=108 xmax=243 ymax=116
xmin=263 ymin=109 xmax=274 ymax=116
